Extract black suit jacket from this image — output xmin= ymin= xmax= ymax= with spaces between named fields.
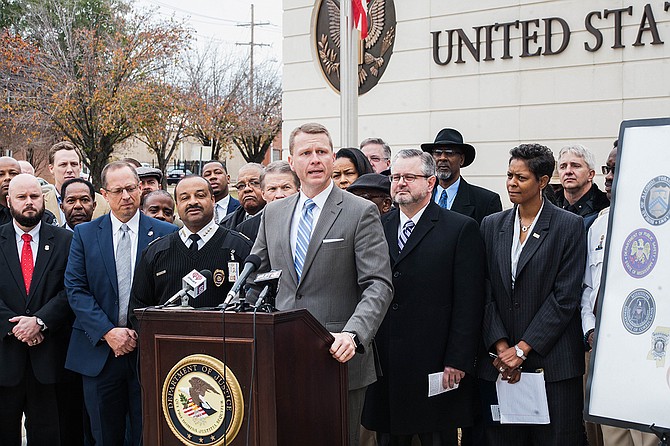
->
xmin=434 ymin=177 xmax=502 ymax=225
xmin=0 ymin=222 xmax=74 ymax=386
xmin=478 ymin=201 xmax=586 ymax=382
xmin=363 ymin=202 xmax=486 ymax=433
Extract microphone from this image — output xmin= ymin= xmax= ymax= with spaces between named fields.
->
xmin=158 ymin=269 xmax=211 ymax=308
xmin=223 ymin=254 xmax=262 ymax=307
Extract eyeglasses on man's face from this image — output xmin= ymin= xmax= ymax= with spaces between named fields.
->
xmin=389 ymin=174 xmax=431 ymax=183
xmin=104 ymin=184 xmax=139 ymax=196
xmin=601 ymin=165 xmax=615 ymax=175
xmin=234 ymin=180 xmax=261 ymax=191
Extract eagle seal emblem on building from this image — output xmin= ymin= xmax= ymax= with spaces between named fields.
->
xmin=313 ymin=0 xmax=397 ymax=94
xmin=162 ymin=354 xmax=244 ymax=446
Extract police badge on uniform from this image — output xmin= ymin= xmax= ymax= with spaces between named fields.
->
xmin=640 ymin=176 xmax=670 ymax=226
xmin=213 ymin=269 xmax=225 ymax=288
xmin=621 ymin=289 xmax=656 ymax=335
xmin=621 ymin=228 xmax=658 ymax=279
xmin=647 ymin=327 xmax=669 ymax=367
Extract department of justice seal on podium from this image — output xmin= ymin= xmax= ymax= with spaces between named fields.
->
xmin=162 ymin=354 xmax=244 ymax=446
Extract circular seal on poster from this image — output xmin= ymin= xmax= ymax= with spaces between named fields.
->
xmin=640 ymin=176 xmax=670 ymax=226
xmin=621 ymin=228 xmax=659 ymax=278
xmin=313 ymin=0 xmax=397 ymax=95
xmin=162 ymin=354 xmax=244 ymax=446
xmin=621 ymin=289 xmax=656 ymax=335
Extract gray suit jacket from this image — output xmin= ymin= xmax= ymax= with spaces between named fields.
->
xmin=251 ymin=185 xmax=393 ymax=390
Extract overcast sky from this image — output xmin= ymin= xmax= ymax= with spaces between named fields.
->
xmin=134 ymin=0 xmax=283 ymax=63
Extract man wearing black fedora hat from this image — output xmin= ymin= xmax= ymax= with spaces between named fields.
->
xmin=421 ymin=128 xmax=502 ymax=225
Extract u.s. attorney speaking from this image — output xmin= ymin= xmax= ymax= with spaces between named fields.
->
xmin=250 ymin=123 xmax=393 ymax=446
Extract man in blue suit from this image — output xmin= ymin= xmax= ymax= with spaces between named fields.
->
xmin=65 ymin=161 xmax=177 ymax=445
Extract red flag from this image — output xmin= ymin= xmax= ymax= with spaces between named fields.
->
xmin=352 ymin=0 xmax=368 ymax=40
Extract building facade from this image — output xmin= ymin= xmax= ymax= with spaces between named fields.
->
xmin=282 ymin=0 xmax=670 ymax=205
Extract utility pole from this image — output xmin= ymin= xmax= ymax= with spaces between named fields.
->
xmin=237 ymin=4 xmax=270 ymax=108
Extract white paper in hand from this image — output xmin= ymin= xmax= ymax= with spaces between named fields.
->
xmin=495 ymin=371 xmax=550 ymax=424
xmin=428 ymin=372 xmax=459 ymax=397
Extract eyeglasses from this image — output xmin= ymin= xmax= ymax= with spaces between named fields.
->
xmin=389 ymin=174 xmax=431 ymax=183
xmin=367 ymin=156 xmax=389 ymax=163
xmin=432 ymin=149 xmax=462 ymax=157
xmin=104 ymin=184 xmax=139 ymax=196
xmin=234 ymin=180 xmax=261 ymax=191
xmin=601 ymin=165 xmax=615 ymax=175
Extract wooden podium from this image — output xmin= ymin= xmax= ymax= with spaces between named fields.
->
xmin=135 ymin=308 xmax=348 ymax=446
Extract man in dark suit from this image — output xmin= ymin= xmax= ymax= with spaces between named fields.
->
xmin=0 ymin=156 xmax=22 ymax=225
xmin=65 ymin=161 xmax=177 ymax=445
xmin=0 ymin=174 xmax=81 ymax=445
xmin=202 ymin=161 xmax=240 ymax=224
xmin=362 ymin=149 xmax=486 ymax=446
xmin=421 ymin=128 xmax=502 ymax=224
xmin=221 ymin=163 xmax=265 ymax=228
xmin=251 ymin=123 xmax=393 ymax=446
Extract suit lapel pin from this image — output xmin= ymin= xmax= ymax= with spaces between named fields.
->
xmin=532 ymin=233 xmax=540 ymax=239
xmin=148 ymin=230 xmax=154 ymax=237
xmin=44 ymin=245 xmax=50 ymax=250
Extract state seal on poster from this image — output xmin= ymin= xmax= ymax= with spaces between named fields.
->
xmin=621 ymin=289 xmax=656 ymax=335
xmin=162 ymin=354 xmax=244 ymax=446
xmin=640 ymin=176 xmax=670 ymax=226
xmin=621 ymin=228 xmax=658 ymax=278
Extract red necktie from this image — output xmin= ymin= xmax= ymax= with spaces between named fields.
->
xmin=21 ymin=233 xmax=34 ymax=294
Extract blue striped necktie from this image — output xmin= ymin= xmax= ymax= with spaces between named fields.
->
xmin=438 ymin=189 xmax=449 ymax=209
xmin=294 ymin=199 xmax=316 ymax=281
xmin=398 ymin=220 xmax=415 ymax=251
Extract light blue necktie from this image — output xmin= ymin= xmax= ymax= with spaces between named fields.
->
xmin=398 ymin=220 xmax=415 ymax=251
xmin=438 ymin=189 xmax=449 ymax=209
xmin=294 ymin=199 xmax=316 ymax=282
xmin=116 ymin=224 xmax=132 ymax=326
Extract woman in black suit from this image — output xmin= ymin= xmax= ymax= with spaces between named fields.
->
xmin=478 ymin=144 xmax=586 ymax=445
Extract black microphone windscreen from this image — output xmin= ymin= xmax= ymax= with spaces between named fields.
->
xmin=245 ymin=254 xmax=262 ymax=269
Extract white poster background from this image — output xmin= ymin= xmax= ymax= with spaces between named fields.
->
xmin=587 ymin=120 xmax=670 ymax=431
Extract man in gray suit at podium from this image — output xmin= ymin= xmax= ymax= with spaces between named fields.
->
xmin=251 ymin=123 xmax=393 ymax=446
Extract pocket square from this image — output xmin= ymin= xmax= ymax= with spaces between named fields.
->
xmin=323 ymin=238 xmax=344 ymax=244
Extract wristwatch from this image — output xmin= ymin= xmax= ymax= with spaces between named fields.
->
xmin=514 ymin=344 xmax=526 ymax=360
xmin=35 ymin=317 xmax=47 ymax=332
xmin=346 ymin=332 xmax=360 ymax=349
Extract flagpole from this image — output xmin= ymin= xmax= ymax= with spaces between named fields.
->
xmin=340 ymin=0 xmax=358 ymax=148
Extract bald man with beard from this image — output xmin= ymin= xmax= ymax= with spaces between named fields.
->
xmin=0 ymin=174 xmax=83 ymax=445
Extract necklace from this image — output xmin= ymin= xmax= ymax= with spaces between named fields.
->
xmin=520 ymin=222 xmax=530 ymax=232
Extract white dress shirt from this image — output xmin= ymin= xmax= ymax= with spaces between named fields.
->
xmin=14 ymin=221 xmax=41 ymax=266
xmin=290 ymin=181 xmax=334 ymax=256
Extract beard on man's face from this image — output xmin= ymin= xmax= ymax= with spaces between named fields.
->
xmin=10 ymin=205 xmax=44 ymax=227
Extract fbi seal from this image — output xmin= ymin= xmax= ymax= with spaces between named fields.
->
xmin=621 ymin=289 xmax=655 ymax=335
xmin=621 ymin=228 xmax=658 ymax=278
xmin=640 ymin=176 xmax=670 ymax=226
xmin=162 ymin=354 xmax=244 ymax=446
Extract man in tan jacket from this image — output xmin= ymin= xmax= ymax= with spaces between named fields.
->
xmin=43 ymin=141 xmax=109 ymax=226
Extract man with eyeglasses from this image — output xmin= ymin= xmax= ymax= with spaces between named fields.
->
xmin=555 ymin=144 xmax=610 ymax=229
xmin=362 ymin=149 xmax=486 ymax=446
xmin=64 ymin=161 xmax=177 ymax=445
xmin=421 ymin=128 xmax=501 ymax=225
xmin=221 ymin=163 xmax=266 ymax=230
xmin=360 ymin=137 xmax=392 ymax=174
